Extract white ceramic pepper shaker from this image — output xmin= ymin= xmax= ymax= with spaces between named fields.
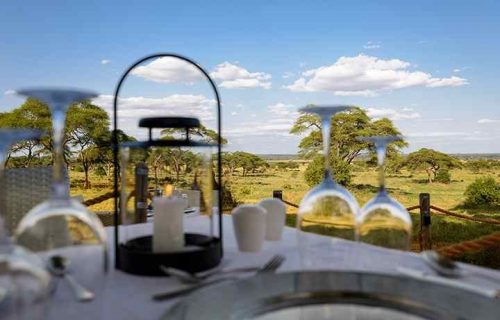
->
xmin=231 ymin=204 xmax=266 ymax=252
xmin=258 ymin=198 xmax=286 ymax=241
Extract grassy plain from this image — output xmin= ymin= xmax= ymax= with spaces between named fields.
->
xmin=226 ymin=162 xmax=500 ymax=267
xmin=72 ymin=162 xmax=500 ymax=268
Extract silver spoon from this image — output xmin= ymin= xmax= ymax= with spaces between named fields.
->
xmin=47 ymin=255 xmax=95 ymax=302
xmin=422 ymin=250 xmax=500 ymax=283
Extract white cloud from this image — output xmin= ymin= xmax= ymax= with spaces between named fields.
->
xmin=366 ymin=107 xmax=421 ymax=121
xmin=101 ymin=59 xmax=111 ymax=65
xmin=282 ymin=72 xmax=294 ymax=79
xmin=363 ymin=41 xmax=381 ymax=49
xmin=453 ymin=67 xmax=470 ymax=73
xmin=93 ymin=94 xmax=216 ymax=138
xmin=408 ymin=131 xmax=470 ymax=138
xmin=230 ymin=111 xmax=237 ymax=116
xmin=4 ymin=89 xmax=15 ymax=95
xmin=285 ymin=54 xmax=468 ymax=96
xmin=267 ymin=103 xmax=297 ymax=116
xmin=416 ymin=117 xmax=454 ymax=122
xmin=226 ymin=102 xmax=298 ymax=138
xmin=426 ymin=76 xmax=467 ymax=87
xmin=226 ymin=121 xmax=292 ymax=137
xmin=210 ymin=62 xmax=271 ymax=89
xmin=131 ymin=57 xmax=203 ymax=84
xmin=478 ymin=118 xmax=500 ymax=124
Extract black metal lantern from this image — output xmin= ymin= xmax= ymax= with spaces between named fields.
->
xmin=112 ymin=53 xmax=223 ymax=276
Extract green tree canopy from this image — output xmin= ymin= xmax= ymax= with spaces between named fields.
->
xmin=222 ymin=152 xmax=268 ymax=176
xmin=404 ymin=148 xmax=462 ymax=183
xmin=304 ymin=154 xmax=352 ymax=187
xmin=290 ymin=107 xmax=407 ymax=163
xmin=67 ymin=101 xmax=110 ymax=188
xmin=160 ymin=124 xmax=227 ymax=144
xmin=0 ymin=98 xmax=114 ymax=188
xmin=290 ymin=106 xmax=406 ymax=185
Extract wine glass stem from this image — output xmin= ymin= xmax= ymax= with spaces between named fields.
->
xmin=376 ymin=144 xmax=386 ymax=191
xmin=0 ymin=152 xmax=6 ymax=173
xmin=321 ymin=116 xmax=331 ymax=177
xmin=0 ymin=150 xmax=7 ymax=242
xmin=52 ymin=105 xmax=69 ymax=199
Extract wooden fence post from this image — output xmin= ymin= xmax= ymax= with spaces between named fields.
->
xmin=273 ymin=190 xmax=283 ymax=200
xmin=419 ymin=193 xmax=432 ymax=251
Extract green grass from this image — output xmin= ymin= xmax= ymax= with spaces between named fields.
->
xmin=72 ymin=165 xmax=500 ymax=268
xmin=226 ymin=166 xmax=500 ymax=268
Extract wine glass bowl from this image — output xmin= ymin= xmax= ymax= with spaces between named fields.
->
xmin=298 ymin=175 xmax=358 ymax=240
xmin=15 ymin=89 xmax=97 ymax=107
xmin=0 ymin=129 xmax=50 ymax=320
xmin=357 ymin=136 xmax=412 ymax=250
xmin=14 ymin=88 xmax=106 ymax=251
xmin=13 ymin=88 xmax=107 ymax=316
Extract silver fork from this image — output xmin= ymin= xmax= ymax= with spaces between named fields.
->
xmin=152 ymin=255 xmax=285 ymax=301
xmin=162 ymin=254 xmax=284 ymax=284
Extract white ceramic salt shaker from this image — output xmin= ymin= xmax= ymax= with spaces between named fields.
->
xmin=258 ymin=198 xmax=286 ymax=241
xmin=231 ymin=204 xmax=266 ymax=252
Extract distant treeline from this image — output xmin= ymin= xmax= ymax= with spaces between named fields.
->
xmin=259 ymin=153 xmax=500 ymax=161
xmin=257 ymin=154 xmax=300 ymax=160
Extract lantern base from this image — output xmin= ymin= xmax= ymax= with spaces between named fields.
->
xmin=117 ymin=233 xmax=222 ymax=276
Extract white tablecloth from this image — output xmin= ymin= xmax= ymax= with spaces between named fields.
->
xmin=47 ymin=215 xmax=500 ymax=320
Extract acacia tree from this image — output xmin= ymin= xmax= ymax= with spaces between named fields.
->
xmin=0 ymin=98 xmax=51 ymax=166
xmin=159 ymin=125 xmax=227 ymax=183
xmin=230 ymin=152 xmax=268 ymax=176
xmin=98 ymin=129 xmax=136 ymax=180
xmin=222 ymin=152 xmax=239 ymax=175
xmin=0 ymin=98 xmax=117 ymax=188
xmin=404 ymin=148 xmax=462 ymax=183
xmin=290 ymin=106 xmax=406 ymax=185
xmin=291 ymin=107 xmax=406 ymax=162
xmin=66 ymin=101 xmax=110 ymax=189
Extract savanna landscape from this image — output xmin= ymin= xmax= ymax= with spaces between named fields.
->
xmin=3 ymin=99 xmax=500 ymax=268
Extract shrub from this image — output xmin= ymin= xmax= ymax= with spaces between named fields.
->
xmin=239 ymin=186 xmax=251 ymax=196
xmin=434 ymin=169 xmax=451 ymax=184
xmin=463 ymin=176 xmax=500 ymax=207
xmin=221 ymin=185 xmax=237 ymax=210
xmin=94 ymin=166 xmax=107 ymax=177
xmin=304 ymin=155 xmax=351 ymax=187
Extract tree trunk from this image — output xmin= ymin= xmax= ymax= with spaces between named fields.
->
xmin=426 ymin=167 xmax=433 ymax=183
xmin=153 ymin=165 xmax=159 ymax=187
xmin=84 ymin=165 xmax=91 ymax=189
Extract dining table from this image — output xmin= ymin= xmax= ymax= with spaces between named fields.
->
xmin=46 ymin=214 xmax=500 ymax=320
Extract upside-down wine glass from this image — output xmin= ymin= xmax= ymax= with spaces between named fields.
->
xmin=296 ymin=106 xmax=360 ymax=268
xmin=357 ymin=136 xmax=412 ymax=250
xmin=14 ymin=89 xmax=107 ymax=317
xmin=0 ymin=129 xmax=50 ymax=320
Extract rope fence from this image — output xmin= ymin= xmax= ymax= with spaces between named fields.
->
xmin=83 ymin=189 xmax=500 ymax=259
xmin=272 ymin=190 xmax=500 ymax=258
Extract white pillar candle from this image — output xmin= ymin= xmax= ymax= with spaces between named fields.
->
xmin=153 ymin=196 xmax=186 ymax=252
xmin=258 ymin=198 xmax=286 ymax=241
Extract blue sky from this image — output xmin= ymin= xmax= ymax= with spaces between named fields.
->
xmin=1 ymin=1 xmax=499 ymax=154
